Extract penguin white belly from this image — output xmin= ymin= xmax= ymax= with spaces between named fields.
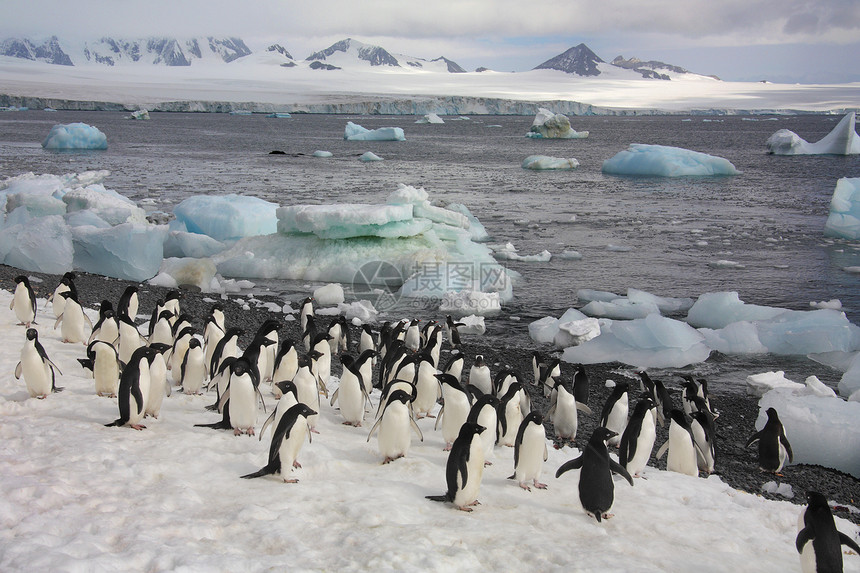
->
xmin=553 ymin=390 xmax=579 ymax=440
xmin=797 ymin=543 xmax=816 ymax=573
xmin=627 ymin=411 xmax=657 ymax=477
xmin=469 ymin=367 xmax=492 ymax=395
xmin=498 ymin=401 xmax=522 ymax=447
xmin=229 ymin=375 xmax=257 ymax=434
xmin=146 ymin=354 xmax=168 ymax=418
xmin=667 ymin=423 xmax=699 ymax=477
xmin=95 ymin=319 xmax=119 ymax=345
xmin=21 ymin=346 xmax=52 ymax=398
xmin=181 ymin=349 xmax=207 ymax=394
xmin=454 ymin=436 xmax=485 ymax=508
xmin=118 ymin=323 xmax=143 ymax=365
xmin=51 ymin=285 xmax=69 ymax=317
xmin=93 ymin=347 xmax=120 ymax=397
xmin=314 ymin=346 xmax=331 ymax=386
xmin=337 ymin=373 xmax=365 ymax=425
xmin=60 ymin=301 xmax=88 ymax=344
xmin=150 ymin=320 xmax=173 ymax=347
xmin=441 ymin=392 xmax=471 ymax=446
xmin=476 ymin=408 xmax=498 ymax=460
xmin=605 ymin=397 xmax=628 ymax=446
xmin=776 ymin=441 xmax=789 ymax=474
xmin=294 ymin=370 xmax=321 ymax=430
xmin=271 ymin=394 xmax=299 ymax=437
xmin=414 ymin=370 xmax=440 ymax=417
xmin=272 ymin=352 xmax=298 ymax=384
xmin=515 ymin=424 xmax=547 ymax=485
xmin=279 ymin=416 xmax=309 ymax=479
xmin=169 ymin=338 xmax=191 ymax=379
xmin=13 ymin=285 xmax=35 ymax=325
xmin=378 ymin=403 xmax=411 ymax=460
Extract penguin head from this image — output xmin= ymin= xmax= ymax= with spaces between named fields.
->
xmin=668 ymin=409 xmax=690 ymax=429
xmin=14 ymin=275 xmax=29 ymax=285
xmin=293 ymin=403 xmax=317 ymax=418
xmin=188 ymin=338 xmax=202 ymax=349
xmin=256 ymin=319 xmax=280 ymax=337
xmin=25 ymin=328 xmax=38 ymax=341
xmin=275 ymin=380 xmax=298 ymax=398
xmin=805 ymin=491 xmax=828 ymax=509
xmin=591 ymin=426 xmax=617 ymax=444
xmin=525 ymin=411 xmax=544 ymax=426
xmin=459 ymin=421 xmax=486 ymax=438
xmin=474 ymin=355 xmax=485 ymax=367
xmin=765 ymin=407 xmax=780 ymax=422
xmin=58 ymin=290 xmax=78 ymax=301
xmin=387 ymin=389 xmax=414 ymax=404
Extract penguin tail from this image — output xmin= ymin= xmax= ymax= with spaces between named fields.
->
xmin=194 ymin=421 xmax=231 ymax=430
xmin=52 ymin=386 xmax=64 ymax=394
xmin=105 ymin=418 xmax=124 ymax=427
xmin=506 ymin=474 xmax=516 ymax=480
xmin=240 ymin=463 xmax=278 ymax=479
xmin=425 ymin=494 xmax=452 ymax=503
xmin=204 ymin=402 xmax=219 ymax=411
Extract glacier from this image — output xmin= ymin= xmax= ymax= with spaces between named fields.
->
xmin=602 ymin=144 xmax=741 ymax=177
xmin=344 ymin=121 xmax=405 ymax=141
xmin=41 ymin=122 xmax=107 ymax=150
xmin=766 ymin=112 xmax=860 ymax=155
xmin=824 ymin=177 xmax=860 ymax=240
xmin=526 ymin=108 xmax=588 ymax=139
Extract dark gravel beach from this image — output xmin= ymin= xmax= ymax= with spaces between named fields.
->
xmin=2 ymin=263 xmax=858 ymax=525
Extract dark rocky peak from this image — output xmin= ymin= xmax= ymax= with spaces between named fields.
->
xmin=533 ymin=43 xmax=603 ymax=76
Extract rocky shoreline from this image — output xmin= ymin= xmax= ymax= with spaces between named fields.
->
xmin=2 ymin=263 xmax=857 ymax=525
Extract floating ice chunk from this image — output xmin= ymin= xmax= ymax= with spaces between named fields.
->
xmin=555 ymin=315 xmax=601 ymax=347
xmin=562 ymin=314 xmax=711 ymax=368
xmin=72 ymin=222 xmax=168 ymax=281
xmin=561 ymin=250 xmax=582 ymax=260
xmin=627 ymin=288 xmax=695 ymax=314
xmin=360 ymin=152 xmax=383 ymax=162
xmin=758 ymin=385 xmax=860 ymax=477
xmin=415 ymin=113 xmax=444 ymax=124
xmin=529 ymin=316 xmax=562 ymax=344
xmin=492 ymin=243 xmax=551 ymax=262
xmin=277 ymin=203 xmax=424 ymax=239
xmin=745 ymin=371 xmax=805 ymax=397
xmin=526 ymin=108 xmax=589 ymax=139
xmin=173 ymin=194 xmax=278 ymax=242
xmin=810 ymin=299 xmax=842 ymax=310
xmin=130 ymin=110 xmax=150 ymax=120
xmin=313 ymin=283 xmax=345 ymax=306
xmin=823 ymin=177 xmax=860 ymax=240
xmin=446 ymin=203 xmax=489 ymax=241
xmin=163 ymin=230 xmax=227 ymax=259
xmin=61 ymin=184 xmax=146 ymax=225
xmin=581 ymin=299 xmax=660 ymax=320
xmin=602 ymin=144 xmax=741 ymax=177
xmin=577 ymin=289 xmax=621 ymax=304
xmin=150 ymin=257 xmax=218 ymax=291
xmin=265 ymin=112 xmax=291 ymax=118
xmin=313 ymin=150 xmax=333 ymax=158
xmin=708 ymin=259 xmax=745 ymax=269
xmin=521 ymin=155 xmax=580 ymax=170
xmin=766 ymin=112 xmax=860 ymax=155
xmin=458 ymin=315 xmax=486 ymax=336
xmin=686 ymin=292 xmax=787 ymax=329
xmin=42 ymin=122 xmax=108 ymax=150
xmin=0 ymin=215 xmax=74 ymax=274
xmin=338 ymin=300 xmax=378 ymax=323
xmin=439 ymin=290 xmax=501 ymax=316
xmin=344 ymin=122 xmax=405 ymax=142
xmin=756 ymin=308 xmax=860 ymax=355
xmin=838 ymin=353 xmax=860 ymax=397
xmin=698 ymin=321 xmax=768 ymax=355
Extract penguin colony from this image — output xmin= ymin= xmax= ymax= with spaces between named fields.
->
xmin=7 ymin=274 xmax=859 ymax=569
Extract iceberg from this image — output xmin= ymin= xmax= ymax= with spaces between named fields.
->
xmin=313 ymin=150 xmax=333 ymax=158
xmin=823 ymin=177 xmax=860 ymax=240
xmin=602 ymin=144 xmax=741 ymax=177
xmin=526 ymin=108 xmax=589 ymax=139
xmin=529 ymin=308 xmax=601 ymax=347
xmin=61 ymin=184 xmax=146 ymax=226
xmin=344 ymin=122 xmax=405 ymax=141
xmin=313 ymin=283 xmax=345 ymax=306
xmin=277 ymin=203 xmax=427 ymax=240
xmin=521 ymin=155 xmax=580 ymax=170
xmin=439 ymin=290 xmax=501 ymax=316
xmin=72 ymin=222 xmax=168 ymax=282
xmin=686 ymin=291 xmax=786 ymax=329
xmin=173 ymin=194 xmax=278 ymax=242
xmin=0 ymin=214 xmax=74 ymax=274
xmin=129 ymin=110 xmax=150 ymax=120
xmin=42 ymin=122 xmax=108 ymax=150
xmin=163 ymin=230 xmax=227 ymax=259
xmin=149 ymin=257 xmax=218 ymax=292
xmin=766 ymin=112 xmax=860 ymax=155
xmin=415 ymin=113 xmax=444 ymax=124
xmin=838 ymin=354 xmax=860 ymax=397
xmin=360 ymin=151 xmax=384 ymax=162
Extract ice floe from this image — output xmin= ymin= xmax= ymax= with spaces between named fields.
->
xmin=602 ymin=144 xmax=741 ymax=177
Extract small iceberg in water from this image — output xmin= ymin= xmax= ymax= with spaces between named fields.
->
xmin=526 ymin=108 xmax=588 ymax=139
xmin=766 ymin=112 xmax=860 ymax=155
xmin=602 ymin=144 xmax=740 ymax=177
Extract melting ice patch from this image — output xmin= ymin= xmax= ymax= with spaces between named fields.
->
xmin=602 ymin=144 xmax=741 ymax=177
xmin=521 ymin=155 xmax=580 ymax=170
xmin=766 ymin=112 xmax=860 ymax=155
xmin=824 ymin=177 xmax=860 ymax=240
xmin=41 ymin=122 xmax=108 ymax=150
xmin=344 ymin=121 xmax=405 ymax=141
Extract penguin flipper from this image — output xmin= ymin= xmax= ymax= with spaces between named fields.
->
xmin=434 ymin=406 xmax=444 ymax=431
xmin=259 ymin=410 xmax=277 ymax=441
xmin=53 ymin=314 xmax=63 ymax=330
xmin=655 ymin=440 xmax=669 ymax=460
xmin=779 ymin=434 xmax=793 ymax=463
xmin=555 ymin=455 xmax=583 ymax=478
xmin=329 ymin=387 xmax=339 ymax=407
xmin=366 ymin=417 xmax=383 ymax=442
xmin=745 ymin=431 xmax=762 ymax=449
xmin=839 ymin=531 xmax=860 ymax=555
xmin=14 ymin=362 xmax=22 ymax=379
xmin=409 ymin=417 xmax=424 ymax=442
xmin=255 ymin=385 xmax=267 ymax=414
xmin=546 ymin=402 xmax=557 ymax=421
xmin=795 ymin=527 xmax=812 ymax=554
xmin=576 ymin=402 xmax=593 ymax=415
xmin=217 ymin=388 xmax=231 ymax=413
xmin=46 ymin=358 xmax=62 ymax=376
xmin=77 ymin=358 xmax=94 ymax=372
xmin=609 ymin=458 xmax=635 ymax=486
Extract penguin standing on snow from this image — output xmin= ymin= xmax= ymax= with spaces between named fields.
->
xmin=367 ymin=389 xmax=424 ymax=464
xmin=546 ymin=378 xmax=592 ymax=447
xmin=655 ymin=409 xmax=703 ymax=477
xmin=426 ymin=422 xmax=486 ymax=511
xmin=510 ymin=411 xmax=549 ymax=491
xmin=330 ymin=354 xmax=371 ymax=427
xmin=746 ymin=407 xmax=793 ymax=475
xmin=556 ymin=427 xmax=634 ymax=523
xmin=106 ymin=345 xmax=158 ymax=430
xmin=78 ymin=339 xmax=121 ymax=397
xmin=618 ymin=397 xmax=657 ymax=478
xmin=117 ymin=286 xmax=140 ymax=322
xmin=46 ymin=271 xmax=76 ymax=318
xmin=241 ymin=403 xmax=317 ymax=483
xmin=11 ymin=275 xmax=38 ymax=327
xmin=412 ymin=353 xmax=441 ymax=419
xmin=88 ymin=301 xmax=119 ymax=345
xmin=796 ymin=490 xmax=860 ymax=573
xmin=435 ymin=373 xmax=473 ymax=451
xmin=54 ymin=291 xmax=92 ymax=344
xmin=467 ymin=394 xmax=499 ymax=465
xmin=599 ymin=381 xmax=629 ymax=447
xmin=15 ymin=328 xmax=63 ymax=399
xmin=179 ymin=337 xmax=207 ymax=395
xmin=468 ymin=355 xmax=492 ymax=396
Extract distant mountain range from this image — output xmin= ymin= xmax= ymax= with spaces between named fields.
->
xmin=0 ymin=35 xmax=709 ymax=79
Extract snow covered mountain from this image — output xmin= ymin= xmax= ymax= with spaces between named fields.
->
xmin=535 ymin=43 xmax=710 ymax=80
xmin=305 ymin=38 xmax=466 ymax=73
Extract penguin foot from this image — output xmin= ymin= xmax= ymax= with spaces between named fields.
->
xmin=292 ymin=460 xmax=302 ymax=469
xmin=533 ymin=480 xmax=548 ymax=490
xmin=518 ymin=483 xmax=532 ymax=492
xmin=602 ymin=512 xmax=614 ymax=520
xmin=425 ymin=414 xmax=437 ymax=419
xmin=484 ymin=461 xmax=493 ymax=467
xmin=36 ymin=394 xmax=48 ymax=400
xmin=283 ymin=478 xmax=299 ymax=483
xmin=443 ymin=443 xmax=452 ymax=451
xmin=310 ymin=428 xmax=320 ymax=434
xmin=456 ymin=506 xmax=474 ymax=512
xmin=130 ymin=424 xmax=146 ymax=431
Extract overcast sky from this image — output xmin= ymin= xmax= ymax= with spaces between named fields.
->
xmin=3 ymin=0 xmax=859 ymax=83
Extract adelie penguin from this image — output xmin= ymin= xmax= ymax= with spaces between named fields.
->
xmin=656 ymin=409 xmax=704 ymax=477
xmin=509 ymin=411 xmax=548 ymax=491
xmin=796 ymin=491 xmax=860 ymax=573
xmin=746 ymin=407 xmax=793 ymax=475
xmin=106 ymin=345 xmax=159 ymax=430
xmin=15 ymin=328 xmax=63 ymax=399
xmin=367 ymin=389 xmax=424 ymax=464
xmin=54 ymin=291 xmax=92 ymax=344
xmin=46 ymin=271 xmax=76 ymax=319
xmin=241 ymin=403 xmax=317 ymax=483
xmin=426 ymin=422 xmax=486 ymax=512
xmin=618 ymin=397 xmax=657 ymax=478
xmin=11 ymin=275 xmax=38 ymax=328
xmin=599 ymin=381 xmax=629 ymax=447
xmin=556 ymin=427 xmax=633 ymax=523
xmin=546 ymin=378 xmax=592 ymax=448
xmin=78 ymin=339 xmax=122 ymax=397
xmin=435 ymin=373 xmax=473 ymax=451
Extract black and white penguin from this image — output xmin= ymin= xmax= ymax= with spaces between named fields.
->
xmin=353 ymin=349 xmax=377 ymax=396
xmin=468 ymin=355 xmax=492 ymax=396
xmin=179 ymin=337 xmax=207 ymax=395
xmin=556 ymin=426 xmax=634 ymax=523
xmin=15 ymin=328 xmax=63 ymax=398
xmin=618 ymin=397 xmax=658 ymax=478
xmin=206 ymin=357 xmax=263 ymax=436
xmin=690 ymin=409 xmax=716 ymax=474
xmin=531 ymin=350 xmax=544 ymax=388
xmin=260 ymin=380 xmax=299 ymax=439
xmin=167 ymin=326 xmax=196 ymax=380
xmin=497 ymin=382 xmax=525 ymax=447
xmin=330 ymin=354 xmax=371 ymax=426
xmin=148 ymin=309 xmax=176 ymax=347
xmin=79 ymin=339 xmax=121 ymax=397
xmin=272 ymin=338 xmax=299 ymax=387
xmin=546 ymin=378 xmax=592 ymax=447
xmin=746 ymin=407 xmax=793 ymax=475
xmin=88 ymin=301 xmax=119 ymax=345
xmin=310 ymin=332 xmax=333 ymax=391
xmin=293 ymin=352 xmax=323 ymax=432
xmin=11 ymin=275 xmax=37 ymax=327
xmin=106 ymin=345 xmax=158 ymax=430
xmin=116 ymin=309 xmax=146 ymax=365
xmin=510 ymin=411 xmax=549 ymax=491
xmin=202 ymin=305 xmax=226 ymax=373
xmin=254 ymin=319 xmax=280 ymax=383
xmin=572 ymin=363 xmax=590 ymax=409
xmin=538 ymin=358 xmax=562 ymax=398
xmin=426 ymin=421 xmax=486 ymax=511
xmin=117 ymin=285 xmax=140 ymax=322
xmin=403 ymin=318 xmax=421 ymax=352
xmin=435 ymin=373 xmax=473 ymax=451
xmin=145 ymin=342 xmax=170 ymax=419
xmin=54 ymin=290 xmax=92 ymax=344
xmin=796 ymin=490 xmax=860 ymax=573
xmin=367 ymin=388 xmax=424 ymax=464
xmin=599 ymin=381 xmax=629 ymax=447
xmin=358 ymin=325 xmax=376 ymax=365
xmin=655 ymin=409 xmax=703 ymax=477
xmin=209 ymin=327 xmax=243 ymax=379
xmin=241 ymin=403 xmax=317 ymax=482
xmin=412 ymin=352 xmax=442 ymax=419
xmin=46 ymin=271 xmax=76 ymax=318
xmin=444 ymin=315 xmax=464 ymax=350
xmin=442 ymin=352 xmax=464 ymax=383
xmin=467 ymin=394 xmax=499 ymax=465
xmin=300 ymin=296 xmax=315 ymax=333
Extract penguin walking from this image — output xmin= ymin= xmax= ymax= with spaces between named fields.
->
xmin=468 ymin=355 xmax=492 ymax=396
xmin=78 ymin=340 xmax=121 ymax=397
xmin=618 ymin=397 xmax=657 ymax=478
xmin=426 ymin=422 xmax=486 ymax=511
xmin=510 ymin=412 xmax=549 ymax=491
xmin=556 ymin=427 xmax=634 ymax=523
xmin=435 ymin=373 xmax=473 ymax=451
xmin=11 ymin=275 xmax=38 ymax=327
xmin=179 ymin=338 xmax=207 ymax=395
xmin=546 ymin=379 xmax=592 ymax=447
xmin=106 ymin=346 xmax=158 ymax=430
xmin=54 ymin=291 xmax=92 ymax=344
xmin=15 ymin=328 xmax=63 ymax=399
xmin=241 ymin=403 xmax=316 ymax=483
xmin=746 ymin=407 xmax=793 ymax=475
xmin=330 ymin=355 xmax=371 ymax=426
xmin=467 ymin=394 xmax=499 ymax=465
xmin=796 ymin=491 xmax=860 ymax=573
xmin=367 ymin=389 xmax=424 ymax=464
xmin=599 ymin=381 xmax=629 ymax=447
xmin=655 ymin=409 xmax=703 ymax=477
xmin=46 ymin=272 xmax=76 ymax=318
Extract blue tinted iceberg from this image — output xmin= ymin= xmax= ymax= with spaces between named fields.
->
xmin=526 ymin=108 xmax=588 ymax=139
xmin=163 ymin=230 xmax=227 ymax=258
xmin=62 ymin=184 xmax=146 ymax=225
xmin=72 ymin=223 xmax=168 ymax=282
xmin=344 ymin=122 xmax=405 ymax=141
xmin=766 ymin=112 xmax=860 ymax=155
xmin=602 ymin=144 xmax=740 ymax=177
xmin=42 ymin=123 xmax=108 ymax=150
xmin=686 ymin=291 xmax=786 ymax=328
xmin=824 ymin=177 xmax=860 ymax=240
xmin=173 ymin=194 xmax=278 ymax=242
xmin=360 ymin=151 xmax=383 ymax=162
xmin=0 ymin=214 xmax=74 ymax=274
xmin=522 ymin=155 xmax=580 ymax=170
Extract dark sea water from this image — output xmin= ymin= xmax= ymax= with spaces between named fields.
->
xmin=2 ymin=110 xmax=859 ymax=391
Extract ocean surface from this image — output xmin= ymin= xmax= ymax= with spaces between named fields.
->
xmin=2 ymin=110 xmax=859 ymax=391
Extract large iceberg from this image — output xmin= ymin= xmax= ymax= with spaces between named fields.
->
xmin=602 ymin=144 xmax=741 ymax=177
xmin=823 ymin=177 xmax=860 ymax=240
xmin=766 ymin=112 xmax=860 ymax=155
xmin=344 ymin=121 xmax=405 ymax=142
xmin=526 ymin=108 xmax=588 ymax=139
xmin=42 ymin=123 xmax=108 ymax=150
xmin=173 ymin=194 xmax=278 ymax=242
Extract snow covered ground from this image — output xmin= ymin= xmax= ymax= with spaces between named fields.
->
xmin=2 ymin=287 xmax=858 ymax=572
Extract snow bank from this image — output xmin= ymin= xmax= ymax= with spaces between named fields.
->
xmin=766 ymin=112 xmax=860 ymax=155
xmin=602 ymin=144 xmax=741 ymax=177
xmin=41 ymin=122 xmax=108 ymax=150
xmin=824 ymin=177 xmax=860 ymax=240
xmin=344 ymin=121 xmax=405 ymax=141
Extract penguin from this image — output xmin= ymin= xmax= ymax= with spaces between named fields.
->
xmin=546 ymin=378 xmax=592 ymax=447
xmin=78 ymin=339 xmax=121 ymax=397
xmin=367 ymin=388 xmax=424 ymax=464
xmin=147 ymin=310 xmax=175 ymax=347
xmin=422 ymin=322 xmax=442 ymax=368
xmin=444 ymin=315 xmax=464 ymax=350
xmin=442 ymin=352 xmax=464 ymax=383
xmin=492 ymin=368 xmax=518 ymax=398
xmin=746 ymin=407 xmax=793 ymax=475
xmin=167 ymin=326 xmax=196 ymax=381
xmin=207 ymin=302 xmax=226 ymax=332
xmin=203 ymin=305 xmax=226 ymax=373
xmin=404 ymin=319 xmax=421 ymax=351
xmin=538 ymin=358 xmax=562 ymax=398
xmin=254 ymin=319 xmax=280 ymax=383
xmin=467 ymin=394 xmax=499 ymax=465
xmin=531 ymin=350 xmax=544 ymax=388
xmin=260 ymin=380 xmax=299 ymax=440
xmin=413 ymin=353 xmax=442 ymax=418
xmin=116 ymin=310 xmax=146 ymax=365
xmin=326 ymin=317 xmax=344 ymax=356
xmin=15 ymin=328 xmax=63 ymax=398
xmin=300 ymin=296 xmax=314 ymax=335
xmin=468 ymin=355 xmax=492 ymax=396
xmin=106 ymin=345 xmax=158 ymax=430
xmin=241 ymin=403 xmax=317 ymax=483
xmin=358 ymin=325 xmax=376 ymax=365
xmin=796 ymin=491 xmax=860 ymax=573
xmin=618 ymin=397 xmax=657 ymax=478
xmin=376 ymin=379 xmax=416 ymax=418
xmin=599 ymin=381 xmax=629 ymax=447
xmin=242 ymin=330 xmax=276 ymax=389
xmin=556 ymin=427 xmax=634 ymax=523
xmin=293 ymin=352 xmax=323 ymax=432
xmin=639 ymin=372 xmax=672 ymax=427
xmin=435 ymin=373 xmax=473 ymax=451
xmin=219 ymin=357 xmax=263 ymax=436
xmin=88 ymin=301 xmax=119 ymax=345
xmin=330 ymin=354 xmax=371 ymax=426
xmin=655 ymin=409 xmax=703 ymax=477
xmin=179 ymin=337 xmax=207 ymax=395
xmin=572 ymin=363 xmax=590 ymax=409
xmin=145 ymin=343 xmax=170 ymax=419
xmin=426 ymin=422 xmax=486 ymax=511
xmin=117 ymin=286 xmax=140 ymax=321
xmin=272 ymin=338 xmax=299 ymax=386
xmin=161 ymin=290 xmax=182 ymax=324
xmin=11 ymin=275 xmax=38 ymax=327
xmin=54 ymin=291 xmax=92 ymax=344
xmin=302 ymin=314 xmax=318 ymax=352
xmin=46 ymin=271 xmax=76 ymax=318
xmin=682 ymin=374 xmax=712 ymax=413
xmin=353 ymin=349 xmax=376 ymax=396
xmin=209 ymin=327 xmax=243 ymax=382
xmin=690 ymin=409 xmax=716 ymax=474
xmin=510 ymin=411 xmax=549 ymax=491
xmin=497 ymin=382 xmax=525 ymax=447
xmin=310 ymin=332 xmax=333 ymax=391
